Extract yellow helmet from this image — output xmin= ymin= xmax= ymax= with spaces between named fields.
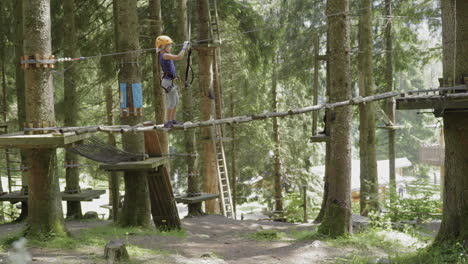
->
xmin=155 ymin=35 xmax=173 ymax=48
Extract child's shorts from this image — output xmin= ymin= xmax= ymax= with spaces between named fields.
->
xmin=162 ymin=78 xmax=179 ymax=109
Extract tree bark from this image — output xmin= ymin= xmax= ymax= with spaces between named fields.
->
xmin=179 ymin=0 xmax=203 ymax=216
xmin=116 ymin=0 xmax=151 ymax=228
xmin=434 ymin=0 xmax=468 ymax=247
xmin=149 ymin=0 xmax=168 ymax=152
xmin=13 ymin=0 xmax=29 ymax=223
xmin=358 ymin=0 xmax=378 ymax=216
xmin=197 ymin=0 xmax=219 ymax=214
xmin=272 ymin=58 xmax=283 ymax=213
xmin=318 ymin=0 xmax=352 ymax=237
xmin=0 ymin=0 xmax=5 ymax=222
xmin=315 ymin=30 xmax=331 ymax=224
xmin=385 ymin=0 xmax=397 ymax=207
xmin=230 ymin=89 xmax=237 ymax=215
xmin=23 ymin=0 xmax=66 ymax=237
xmin=108 ymin=0 xmax=120 ymax=222
xmin=63 ymin=0 xmax=82 ymax=219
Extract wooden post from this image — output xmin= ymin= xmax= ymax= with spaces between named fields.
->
xmin=302 ymin=186 xmax=307 ymax=223
xmin=144 ymin=122 xmax=181 ymax=230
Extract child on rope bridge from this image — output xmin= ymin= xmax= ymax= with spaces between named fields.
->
xmin=155 ymin=35 xmax=190 ymax=128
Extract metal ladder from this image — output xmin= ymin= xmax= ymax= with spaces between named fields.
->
xmin=212 ymin=124 xmax=234 ymax=219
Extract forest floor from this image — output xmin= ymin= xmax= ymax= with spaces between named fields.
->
xmin=0 ymin=215 xmax=438 ymax=264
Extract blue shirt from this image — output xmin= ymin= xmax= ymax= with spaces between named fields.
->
xmin=159 ymin=53 xmax=177 ymax=80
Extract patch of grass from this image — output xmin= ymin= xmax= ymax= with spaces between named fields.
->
xmin=247 ymin=230 xmax=286 ymax=241
xmin=291 ymin=227 xmax=422 ymax=255
xmin=1 ymin=224 xmax=186 ymax=254
xmin=1 ymin=232 xmax=25 ymax=248
xmin=126 ymin=244 xmax=170 ymax=257
xmin=390 ymin=243 xmax=468 ymax=264
xmin=329 ymin=228 xmax=420 ymax=254
xmin=290 ymin=229 xmax=326 ymax=241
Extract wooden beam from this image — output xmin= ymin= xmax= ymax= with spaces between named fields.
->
xmin=0 ymin=189 xmax=105 ymax=203
xmin=310 ymin=135 xmax=329 ymax=143
xmin=99 ymin=157 xmax=169 ymax=171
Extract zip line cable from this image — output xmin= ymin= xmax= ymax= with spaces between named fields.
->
xmin=21 ymin=6 xmax=376 ymax=71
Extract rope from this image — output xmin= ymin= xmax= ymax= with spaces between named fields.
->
xmin=20 ymin=6 xmax=374 ymax=68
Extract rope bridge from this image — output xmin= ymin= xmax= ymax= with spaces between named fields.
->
xmin=70 ymin=136 xmax=145 ymax=164
xmin=21 ymin=89 xmax=468 ymax=135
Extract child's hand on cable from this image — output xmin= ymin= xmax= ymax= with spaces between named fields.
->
xmin=183 ymin=41 xmax=191 ymax=50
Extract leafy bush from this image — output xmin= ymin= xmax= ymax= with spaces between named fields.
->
xmin=283 ymin=191 xmax=319 ymax=223
xmin=386 ymin=185 xmax=442 ymax=222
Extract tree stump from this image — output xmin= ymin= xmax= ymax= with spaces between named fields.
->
xmin=83 ymin=211 xmax=98 ymax=219
xmin=104 ymin=240 xmax=129 ymax=263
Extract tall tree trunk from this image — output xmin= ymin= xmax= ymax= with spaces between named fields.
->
xmin=318 ymin=0 xmax=352 ymax=237
xmin=149 ymin=0 xmax=167 ymax=152
xmin=315 ymin=30 xmax=331 ymax=224
xmin=105 ymin=82 xmax=119 ymax=221
xmin=230 ymin=89 xmax=237 ymax=215
xmin=197 ymin=0 xmax=219 ymax=214
xmin=13 ymin=0 xmax=29 ymax=223
xmin=434 ymin=0 xmax=468 ymax=247
xmin=358 ymin=0 xmax=378 ymax=216
xmin=108 ymin=0 xmax=120 ymax=222
xmin=0 ymin=0 xmax=5 ymax=222
xmin=104 ymin=0 xmax=121 ymax=222
xmin=23 ymin=0 xmax=66 ymax=237
xmin=63 ymin=0 xmax=82 ymax=219
xmin=116 ymin=0 xmax=151 ymax=227
xmin=385 ymin=0 xmax=397 ymax=207
xmin=179 ymin=0 xmax=203 ymax=216
xmin=272 ymin=59 xmax=283 ymax=213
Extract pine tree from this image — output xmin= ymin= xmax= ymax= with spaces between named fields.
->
xmin=358 ymin=0 xmax=378 ymax=215
xmin=23 ymin=0 xmax=66 ymax=237
xmin=433 ymin=0 xmax=468 ymax=247
xmin=116 ymin=0 xmax=151 ymax=227
xmin=197 ymin=0 xmax=220 ymax=214
xmin=179 ymin=0 xmax=203 ymax=216
xmin=63 ymin=0 xmax=83 ymax=219
xmin=318 ymin=0 xmax=352 ymax=237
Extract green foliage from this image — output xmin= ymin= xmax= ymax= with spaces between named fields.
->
xmin=283 ymin=190 xmax=319 ymax=223
xmin=391 ymin=243 xmax=468 ymax=264
xmin=386 ymin=183 xmax=442 ymax=222
xmin=247 ymin=230 xmax=285 ymax=241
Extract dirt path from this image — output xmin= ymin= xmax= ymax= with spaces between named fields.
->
xmin=0 ymin=215 xmax=434 ymax=263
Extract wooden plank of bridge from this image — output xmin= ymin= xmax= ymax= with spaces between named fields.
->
xmin=144 ymin=122 xmax=181 ymax=230
xmin=175 ymin=193 xmax=219 ymax=204
xmin=99 ymin=157 xmax=168 ymax=171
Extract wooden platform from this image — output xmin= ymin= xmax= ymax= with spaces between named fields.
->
xmin=0 ymin=132 xmax=92 ymax=149
xmin=396 ymin=93 xmax=468 ymax=111
xmin=99 ymin=157 xmax=168 ymax=171
xmin=377 ymin=125 xmax=403 ymax=130
xmin=0 ymin=189 xmax=105 ymax=204
xmin=310 ymin=134 xmax=329 ymax=143
xmin=175 ymin=193 xmax=219 ymax=204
